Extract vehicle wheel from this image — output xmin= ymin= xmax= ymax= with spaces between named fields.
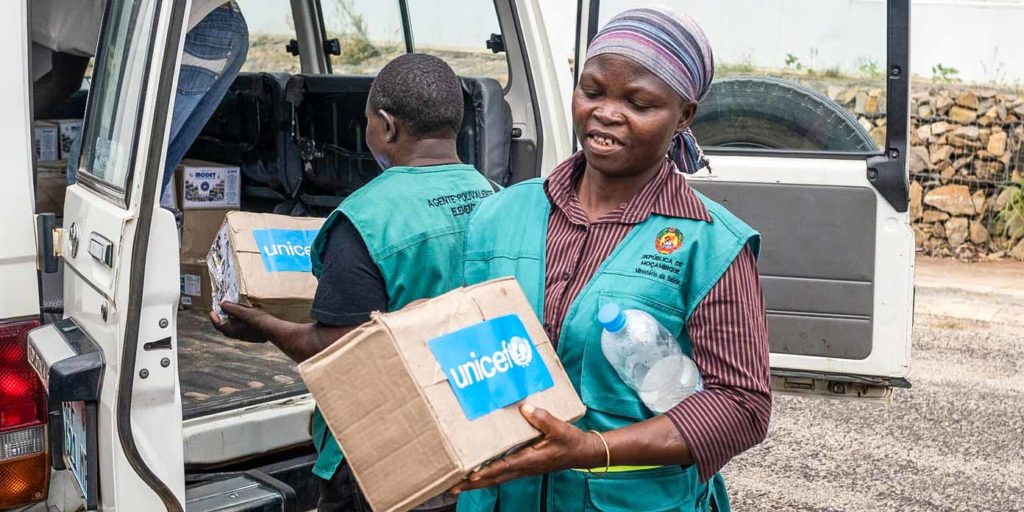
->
xmin=693 ymin=76 xmax=877 ymax=152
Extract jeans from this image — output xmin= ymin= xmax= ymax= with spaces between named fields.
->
xmin=317 ymin=460 xmax=371 ymax=512
xmin=68 ymin=3 xmax=248 ymax=192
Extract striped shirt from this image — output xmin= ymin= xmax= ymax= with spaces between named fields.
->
xmin=543 ymin=153 xmax=771 ymax=481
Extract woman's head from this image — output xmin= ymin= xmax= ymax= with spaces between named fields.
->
xmin=574 ymin=8 xmax=714 ymax=178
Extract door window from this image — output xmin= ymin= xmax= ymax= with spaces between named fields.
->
xmin=321 ymin=0 xmax=405 ymax=75
xmin=236 ymin=0 xmax=301 ymax=73
xmin=590 ymin=0 xmax=889 ymax=154
xmin=77 ymin=0 xmax=160 ymax=203
xmin=407 ymin=0 xmax=508 ymax=85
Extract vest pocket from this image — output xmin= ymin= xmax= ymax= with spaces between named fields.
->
xmin=580 ymin=291 xmax=686 ymax=421
xmin=585 ymin=466 xmax=700 ymax=512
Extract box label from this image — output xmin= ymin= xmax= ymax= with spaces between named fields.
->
xmin=428 ymin=314 xmax=554 ymax=420
xmin=252 ymin=229 xmax=320 ymax=272
xmin=183 ymin=166 xmax=240 ymax=209
xmin=34 ymin=125 xmax=59 ymax=162
xmin=182 ymin=274 xmax=202 ymax=296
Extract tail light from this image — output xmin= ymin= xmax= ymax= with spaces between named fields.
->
xmin=0 ymin=319 xmax=48 ymax=509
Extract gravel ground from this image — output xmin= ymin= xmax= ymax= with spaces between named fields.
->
xmin=721 ymin=289 xmax=1024 ymax=511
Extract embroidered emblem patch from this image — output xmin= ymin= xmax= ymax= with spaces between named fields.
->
xmin=655 ymin=227 xmax=684 ymax=255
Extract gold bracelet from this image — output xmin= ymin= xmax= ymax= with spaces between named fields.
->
xmin=588 ymin=430 xmax=610 ymax=474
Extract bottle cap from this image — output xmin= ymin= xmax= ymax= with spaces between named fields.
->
xmin=598 ymin=303 xmax=626 ymax=333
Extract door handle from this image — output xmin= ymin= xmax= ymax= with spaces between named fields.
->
xmin=88 ymin=233 xmax=114 ymax=267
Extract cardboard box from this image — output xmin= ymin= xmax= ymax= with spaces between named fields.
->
xmin=179 ymin=159 xmax=241 ymax=210
xmin=181 ymin=209 xmax=234 ymax=262
xmin=208 ymin=212 xmax=324 ymax=323
xmin=35 ymin=161 xmax=67 ymax=216
xmin=180 ymin=260 xmax=213 ymax=310
xmin=53 ymin=119 xmax=82 ymax=161
xmin=298 ymin=278 xmax=586 ymax=512
xmin=34 ymin=122 xmax=59 ymax=162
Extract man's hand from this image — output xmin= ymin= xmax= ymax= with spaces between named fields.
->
xmin=209 ymin=302 xmax=270 ymax=343
xmin=450 ymin=404 xmax=604 ymax=494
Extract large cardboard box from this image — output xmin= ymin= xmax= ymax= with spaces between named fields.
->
xmin=33 ymin=122 xmax=59 ymax=162
xmin=208 ymin=212 xmax=324 ymax=323
xmin=180 ymin=260 xmax=213 ymax=311
xmin=179 ymin=159 xmax=241 ymax=210
xmin=298 ymin=278 xmax=586 ymax=512
xmin=35 ymin=161 xmax=67 ymax=216
xmin=181 ymin=209 xmax=233 ymax=262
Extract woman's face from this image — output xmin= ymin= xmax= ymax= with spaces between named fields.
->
xmin=573 ymin=54 xmax=695 ymax=178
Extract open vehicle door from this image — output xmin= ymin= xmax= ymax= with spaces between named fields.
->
xmin=27 ymin=0 xmax=191 ymax=509
xmin=574 ymin=0 xmax=913 ymax=397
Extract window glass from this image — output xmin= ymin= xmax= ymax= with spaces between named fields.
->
xmin=595 ymin=0 xmax=888 ymax=153
xmin=79 ymin=0 xmax=159 ymax=196
xmin=236 ymin=0 xmax=300 ymax=73
xmin=407 ymin=0 xmax=509 ymax=85
xmin=322 ymin=0 xmax=405 ymax=75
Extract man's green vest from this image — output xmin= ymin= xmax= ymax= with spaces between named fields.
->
xmin=308 ymin=163 xmax=494 ymax=480
xmin=457 ymin=178 xmax=759 ymax=512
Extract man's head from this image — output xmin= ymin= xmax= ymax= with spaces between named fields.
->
xmin=365 ymin=54 xmax=464 ymax=169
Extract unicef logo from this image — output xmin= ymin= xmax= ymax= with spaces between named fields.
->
xmin=507 ymin=336 xmax=533 ymax=367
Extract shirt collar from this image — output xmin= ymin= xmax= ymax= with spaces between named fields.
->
xmin=544 ymin=152 xmax=712 ymax=225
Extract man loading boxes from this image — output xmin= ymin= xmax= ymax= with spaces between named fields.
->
xmin=210 ymin=54 xmax=496 ymax=511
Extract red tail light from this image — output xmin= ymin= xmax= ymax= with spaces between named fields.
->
xmin=0 ymin=319 xmax=48 ymax=509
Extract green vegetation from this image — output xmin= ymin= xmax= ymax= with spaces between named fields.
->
xmin=997 ymin=186 xmax=1024 ymax=245
xmin=931 ymin=63 xmax=961 ymax=84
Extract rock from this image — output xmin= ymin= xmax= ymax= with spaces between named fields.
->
xmin=931 ymin=145 xmax=954 ymax=164
xmin=994 ymin=187 xmax=1018 ymax=212
xmin=931 ymin=222 xmax=946 ymax=238
xmin=826 ymin=85 xmax=844 ymax=101
xmin=864 ymin=95 xmax=880 ymax=114
xmin=912 ymin=225 xmax=928 ymax=249
xmin=916 ymin=125 xmax=932 ymax=142
xmin=969 ymin=220 xmax=989 ymax=245
xmin=910 ymin=181 xmax=923 ymax=221
xmin=939 ymin=165 xmax=956 ymax=183
xmin=909 ymin=146 xmax=930 ymax=174
xmin=935 ymin=93 xmax=954 ymax=112
xmin=870 ymin=126 xmax=886 ymax=148
xmin=842 ymin=86 xmax=861 ymax=106
xmin=1011 ymin=239 xmax=1024 ymax=261
xmin=918 ymin=105 xmax=933 ymax=118
xmin=953 ymin=125 xmax=981 ymax=140
xmin=972 ymin=190 xmax=988 ymax=216
xmin=987 ymin=131 xmax=1008 ymax=156
xmin=949 ymin=106 xmax=978 ymax=124
xmin=956 ymin=91 xmax=980 ymax=109
xmin=855 ymin=92 xmax=870 ymax=114
xmin=928 ymin=121 xmax=950 ymax=136
xmin=945 ymin=217 xmax=969 ymax=247
xmin=924 ymin=185 xmax=978 ymax=215
xmin=923 ymin=210 xmax=950 ymax=223
xmin=858 ymin=117 xmax=873 ymax=132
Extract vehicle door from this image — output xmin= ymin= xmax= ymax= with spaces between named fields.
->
xmin=573 ymin=0 xmax=914 ymax=396
xmin=34 ymin=0 xmax=191 ymax=509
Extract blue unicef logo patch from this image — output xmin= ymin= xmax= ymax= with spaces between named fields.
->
xmin=428 ymin=314 xmax=554 ymax=420
xmin=252 ymin=229 xmax=320 ymax=272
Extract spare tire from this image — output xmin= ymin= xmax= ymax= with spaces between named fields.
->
xmin=693 ymin=76 xmax=877 ymax=152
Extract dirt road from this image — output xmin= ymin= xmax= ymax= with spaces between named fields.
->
xmin=722 ymin=260 xmax=1024 ymax=511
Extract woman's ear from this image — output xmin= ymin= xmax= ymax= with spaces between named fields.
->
xmin=676 ymin=101 xmax=697 ymax=133
xmin=379 ymin=109 xmax=398 ymax=143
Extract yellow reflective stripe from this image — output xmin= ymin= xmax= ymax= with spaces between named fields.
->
xmin=571 ymin=465 xmax=662 ymax=473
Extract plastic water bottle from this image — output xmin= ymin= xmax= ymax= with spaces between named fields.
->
xmin=598 ymin=303 xmax=702 ymax=413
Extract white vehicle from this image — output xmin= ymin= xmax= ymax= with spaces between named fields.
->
xmin=2 ymin=0 xmax=912 ymax=510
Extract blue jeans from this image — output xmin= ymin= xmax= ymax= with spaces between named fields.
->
xmin=68 ymin=3 xmax=248 ymax=192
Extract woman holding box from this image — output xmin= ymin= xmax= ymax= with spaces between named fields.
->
xmin=452 ymin=8 xmax=771 ymax=512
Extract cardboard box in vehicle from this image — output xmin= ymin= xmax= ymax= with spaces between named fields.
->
xmin=178 ymin=159 xmax=241 ymax=210
xmin=208 ymin=212 xmax=323 ymax=323
xmin=298 ymin=277 xmax=586 ymax=512
xmin=35 ymin=161 xmax=67 ymax=216
xmin=180 ymin=260 xmax=213 ymax=311
xmin=33 ymin=121 xmax=59 ymax=162
xmin=52 ymin=119 xmax=82 ymax=160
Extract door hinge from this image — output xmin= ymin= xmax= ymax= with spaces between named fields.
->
xmin=52 ymin=228 xmax=65 ymax=258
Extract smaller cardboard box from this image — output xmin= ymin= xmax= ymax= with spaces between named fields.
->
xmin=35 ymin=161 xmax=67 ymax=216
xmin=299 ymin=277 xmax=586 ymax=512
xmin=52 ymin=119 xmax=83 ymax=161
xmin=208 ymin=212 xmax=324 ymax=323
xmin=179 ymin=159 xmax=241 ymax=210
xmin=34 ymin=122 xmax=59 ymax=162
xmin=180 ymin=260 xmax=213 ymax=311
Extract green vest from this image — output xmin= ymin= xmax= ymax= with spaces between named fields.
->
xmin=457 ymin=178 xmax=759 ymax=512
xmin=308 ymin=163 xmax=495 ymax=480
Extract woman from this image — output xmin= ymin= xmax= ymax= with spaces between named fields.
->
xmin=452 ymin=8 xmax=771 ymax=512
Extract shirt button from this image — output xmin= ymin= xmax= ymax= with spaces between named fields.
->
xmin=561 ymin=271 xmax=571 ymax=281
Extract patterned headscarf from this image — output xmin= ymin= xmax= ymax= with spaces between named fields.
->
xmin=586 ymin=7 xmax=714 ymax=173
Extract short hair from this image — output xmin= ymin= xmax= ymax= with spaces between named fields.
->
xmin=367 ymin=54 xmax=464 ymax=139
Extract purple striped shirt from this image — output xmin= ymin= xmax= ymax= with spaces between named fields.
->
xmin=543 ymin=154 xmax=771 ymax=481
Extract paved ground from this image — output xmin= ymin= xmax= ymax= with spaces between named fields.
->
xmin=721 ymin=257 xmax=1024 ymax=511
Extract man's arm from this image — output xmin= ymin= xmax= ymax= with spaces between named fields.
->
xmin=210 ymin=214 xmax=388 ymax=364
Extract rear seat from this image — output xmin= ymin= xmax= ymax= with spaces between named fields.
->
xmin=284 ymin=74 xmax=513 ymax=215
xmin=186 ymin=72 xmax=301 ymax=213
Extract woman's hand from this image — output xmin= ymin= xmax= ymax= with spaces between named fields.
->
xmin=451 ymin=404 xmax=604 ymax=494
xmin=209 ymin=301 xmax=269 ymax=343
